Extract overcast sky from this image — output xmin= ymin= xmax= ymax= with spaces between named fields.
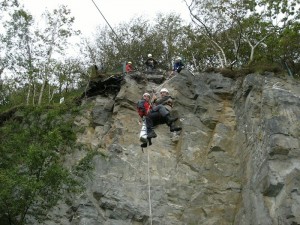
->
xmin=23 ymin=0 xmax=192 ymax=37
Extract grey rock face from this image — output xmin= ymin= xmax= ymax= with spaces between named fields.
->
xmin=43 ymin=71 xmax=300 ymax=225
xmin=234 ymin=75 xmax=300 ymax=225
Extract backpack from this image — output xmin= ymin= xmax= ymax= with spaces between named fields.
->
xmin=137 ymin=99 xmax=147 ymax=117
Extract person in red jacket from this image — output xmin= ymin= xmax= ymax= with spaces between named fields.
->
xmin=137 ymin=93 xmax=152 ymax=118
xmin=125 ymin=61 xmax=133 ymax=73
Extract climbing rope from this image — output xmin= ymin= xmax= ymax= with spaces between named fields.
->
xmin=155 ymin=73 xmax=178 ymax=93
xmin=90 ymin=0 xmax=124 ymax=54
xmin=147 ymin=148 xmax=153 ymax=225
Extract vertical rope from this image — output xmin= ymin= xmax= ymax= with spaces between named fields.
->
xmin=147 ymin=149 xmax=153 ymax=225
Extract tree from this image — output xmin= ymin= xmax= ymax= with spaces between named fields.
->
xmin=35 ymin=5 xmax=79 ymax=105
xmin=3 ymin=8 xmax=38 ymax=105
xmin=0 ymin=107 xmax=78 ymax=225
xmin=52 ymin=58 xmax=85 ymax=97
xmin=87 ymin=17 xmax=155 ymax=72
xmin=183 ymin=0 xmax=300 ymax=69
xmin=184 ymin=0 xmax=247 ymax=67
xmin=154 ymin=13 xmax=185 ymax=69
xmin=252 ymin=0 xmax=300 ymax=25
xmin=0 ymin=0 xmax=20 ymax=74
xmin=1 ymin=4 xmax=81 ymax=107
xmin=239 ymin=15 xmax=275 ymax=64
xmin=179 ymin=25 xmax=202 ymax=70
xmin=87 ymin=14 xmax=186 ymax=72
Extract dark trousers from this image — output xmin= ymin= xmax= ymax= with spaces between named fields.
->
xmin=146 ymin=105 xmax=169 ymax=132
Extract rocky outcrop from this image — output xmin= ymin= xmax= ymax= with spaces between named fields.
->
xmin=234 ymin=74 xmax=300 ymax=225
xmin=43 ymin=70 xmax=300 ymax=225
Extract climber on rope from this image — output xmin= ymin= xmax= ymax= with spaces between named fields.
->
xmin=137 ymin=89 xmax=182 ymax=141
xmin=137 ymin=93 xmax=153 ymax=148
xmin=148 ymin=88 xmax=182 ymax=137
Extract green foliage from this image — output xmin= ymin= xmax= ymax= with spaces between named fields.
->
xmin=75 ymin=150 xmax=104 ymax=177
xmin=154 ymin=13 xmax=185 ymax=69
xmin=254 ymin=0 xmax=299 ymax=23
xmin=1 ymin=3 xmax=83 ymax=108
xmin=0 ymin=88 xmax=25 ymax=113
xmin=86 ymin=13 xmax=187 ymax=72
xmin=182 ymin=0 xmax=300 ymax=69
xmin=0 ymin=82 xmax=84 ymax=115
xmin=246 ymin=60 xmax=284 ymax=75
xmin=217 ymin=68 xmax=239 ymax=79
xmin=0 ymin=105 xmax=79 ymax=225
xmin=254 ymin=63 xmax=283 ymax=75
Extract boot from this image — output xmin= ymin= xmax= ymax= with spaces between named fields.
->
xmin=169 ymin=123 xmax=182 ymax=132
xmin=147 ymin=130 xmax=157 ymax=138
xmin=165 ymin=114 xmax=178 ymax=125
xmin=147 ymin=138 xmax=152 ymax=146
xmin=141 ymin=143 xmax=147 ymax=148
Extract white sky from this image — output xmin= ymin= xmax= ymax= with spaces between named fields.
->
xmin=22 ymin=0 xmax=192 ymax=37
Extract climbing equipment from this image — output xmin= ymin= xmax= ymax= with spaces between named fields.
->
xmin=147 ymin=148 xmax=153 ymax=225
xmin=139 ymin=119 xmax=148 ymax=143
xmin=160 ymin=88 xmax=169 ymax=93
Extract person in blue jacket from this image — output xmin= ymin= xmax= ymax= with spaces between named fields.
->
xmin=173 ymin=56 xmax=184 ymax=73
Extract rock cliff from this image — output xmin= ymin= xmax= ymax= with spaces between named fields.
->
xmin=43 ymin=70 xmax=300 ymax=225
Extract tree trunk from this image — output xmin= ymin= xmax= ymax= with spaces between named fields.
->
xmin=38 ymin=79 xmax=46 ymax=105
xmin=246 ymin=33 xmax=271 ymax=64
xmin=26 ymin=85 xmax=31 ymax=105
xmin=217 ymin=52 xmax=224 ymax=68
xmin=249 ymin=44 xmax=255 ymax=63
xmin=33 ymin=83 xmax=36 ymax=105
xmin=185 ymin=0 xmax=228 ymax=67
xmin=48 ymin=84 xmax=51 ymax=103
xmin=191 ymin=52 xmax=198 ymax=71
xmin=49 ymin=86 xmax=55 ymax=103
xmin=0 ymin=67 xmax=4 ymax=76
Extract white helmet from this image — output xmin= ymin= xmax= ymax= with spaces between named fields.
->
xmin=160 ymin=88 xmax=169 ymax=93
xmin=176 ymin=56 xmax=182 ymax=61
xmin=143 ymin=92 xmax=151 ymax=97
xmin=147 ymin=54 xmax=152 ymax=58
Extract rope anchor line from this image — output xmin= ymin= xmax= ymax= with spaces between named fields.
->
xmin=147 ymin=149 xmax=153 ymax=225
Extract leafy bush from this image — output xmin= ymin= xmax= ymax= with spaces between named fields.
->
xmin=0 ymin=105 xmax=79 ymax=225
xmin=248 ymin=61 xmax=284 ymax=75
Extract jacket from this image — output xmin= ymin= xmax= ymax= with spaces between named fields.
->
xmin=137 ymin=99 xmax=152 ymax=117
xmin=126 ymin=64 xmax=133 ymax=72
xmin=153 ymin=95 xmax=173 ymax=111
xmin=173 ymin=61 xmax=184 ymax=72
xmin=145 ymin=58 xmax=158 ymax=68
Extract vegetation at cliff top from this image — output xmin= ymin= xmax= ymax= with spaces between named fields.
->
xmin=0 ymin=0 xmax=299 ymax=111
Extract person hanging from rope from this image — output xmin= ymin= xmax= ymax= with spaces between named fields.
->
xmin=149 ymin=88 xmax=182 ymax=134
xmin=137 ymin=92 xmax=157 ymax=139
xmin=144 ymin=54 xmax=158 ymax=72
xmin=137 ymin=93 xmax=153 ymax=148
xmin=137 ymin=90 xmax=181 ymax=140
